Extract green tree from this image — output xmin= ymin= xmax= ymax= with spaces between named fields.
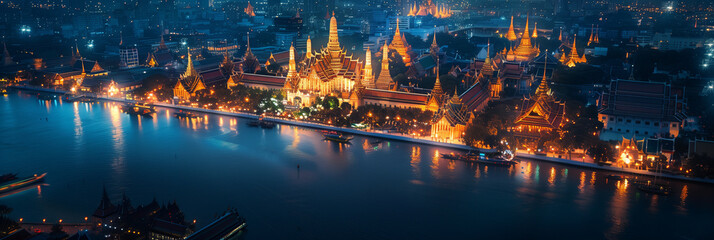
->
xmin=587 ymin=142 xmax=616 ymax=164
xmin=0 ymin=205 xmax=19 ymax=237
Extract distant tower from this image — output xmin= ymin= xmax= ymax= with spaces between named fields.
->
xmin=119 ymin=37 xmax=139 ymax=69
xmin=588 ymin=24 xmax=594 ymax=46
xmin=305 ymin=35 xmax=312 ymax=59
xmin=430 ymin=29 xmax=440 ymax=58
xmin=375 ymin=42 xmax=393 ymax=90
xmin=2 ymin=42 xmax=12 ymax=66
xmin=284 ymin=43 xmax=300 ymax=92
xmin=532 ymin=22 xmax=538 ymax=38
xmin=363 ymin=47 xmax=375 ymax=88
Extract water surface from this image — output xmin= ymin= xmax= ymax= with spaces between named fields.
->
xmin=1 ymin=91 xmax=713 ymax=239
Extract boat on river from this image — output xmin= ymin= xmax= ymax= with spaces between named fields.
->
xmin=442 ymin=150 xmax=518 ymax=166
xmin=0 ymin=173 xmax=46 ymax=194
xmin=324 ymin=133 xmax=353 ymax=143
xmin=37 ymin=94 xmax=58 ymax=100
xmin=0 ymin=173 xmax=18 ymax=184
xmin=637 ymin=183 xmax=671 ymax=195
xmin=62 ymin=94 xmax=96 ymax=103
xmin=260 ymin=120 xmax=276 ymax=129
xmin=121 ymin=102 xmax=156 ymax=116
xmin=472 ymin=153 xmax=518 ymax=166
xmin=637 ymin=163 xmax=671 ymax=195
xmin=440 ymin=153 xmax=468 ymax=161
xmin=174 ymin=111 xmax=199 ymax=118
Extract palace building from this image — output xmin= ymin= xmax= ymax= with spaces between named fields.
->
xmin=598 ymin=78 xmax=686 ymax=141
xmin=513 ymin=63 xmax=566 ymax=138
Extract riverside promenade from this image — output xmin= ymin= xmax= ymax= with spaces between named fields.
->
xmin=10 ymin=85 xmax=714 ymax=184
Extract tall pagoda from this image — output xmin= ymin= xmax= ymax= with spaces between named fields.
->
xmin=376 ymin=42 xmax=394 ymax=90
xmin=388 ymin=18 xmax=413 ymax=66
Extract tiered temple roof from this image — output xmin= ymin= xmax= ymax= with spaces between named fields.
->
xmin=515 ymin=63 xmax=566 ymax=135
xmin=241 ymin=32 xmax=261 ymax=74
xmin=93 ymin=187 xmax=117 ymax=219
xmin=174 ymin=49 xmax=207 ymax=99
xmin=599 ymin=79 xmax=686 ymax=122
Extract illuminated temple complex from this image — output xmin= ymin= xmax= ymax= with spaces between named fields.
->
xmin=504 ymin=16 xmax=540 ymax=62
xmin=407 ymin=0 xmax=452 ymax=18
xmin=283 ymin=13 xmax=363 ymax=106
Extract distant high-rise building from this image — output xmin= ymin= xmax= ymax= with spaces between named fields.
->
xmin=120 ymin=45 xmax=140 ymax=69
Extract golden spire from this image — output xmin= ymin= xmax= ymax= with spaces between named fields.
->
xmin=521 ymin=15 xmax=531 ymax=41
xmin=288 ymin=43 xmax=296 ymax=73
xmin=328 ymin=13 xmax=340 ymax=52
xmin=570 ymin=35 xmax=579 ymax=59
xmin=363 ymin=47 xmax=374 ymax=88
xmin=246 ymin=32 xmax=251 ymax=52
xmin=482 ymin=39 xmax=494 ymax=74
xmin=395 ymin=18 xmax=401 ymax=36
xmin=75 ymin=42 xmax=81 ymax=58
xmin=375 ymin=42 xmax=393 ymax=90
xmin=536 ymin=53 xmax=550 ymax=96
xmin=306 ymin=35 xmax=312 ymax=58
xmin=506 ymin=16 xmax=518 ymax=41
xmin=159 ymin=34 xmax=167 ymax=50
xmin=558 ymin=28 xmax=563 ymax=41
xmin=183 ymin=47 xmax=198 ymax=78
xmin=433 ymin=57 xmax=444 ymax=96
xmin=532 ymin=22 xmax=538 ymax=38
xmin=588 ymin=24 xmax=594 ymax=46
xmin=430 ymin=27 xmax=439 ymax=55
xmin=594 ymin=25 xmax=600 ymax=43
xmin=80 ymin=56 xmax=85 ymax=74
xmin=450 ymin=87 xmax=461 ymax=104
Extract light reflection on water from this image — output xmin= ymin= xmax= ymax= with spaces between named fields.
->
xmin=2 ymin=91 xmax=714 ymax=240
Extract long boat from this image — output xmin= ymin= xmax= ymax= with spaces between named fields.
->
xmin=0 ymin=173 xmax=46 ymax=194
xmin=174 ymin=111 xmax=199 ymax=118
xmin=324 ymin=133 xmax=353 ymax=143
xmin=637 ymin=183 xmax=671 ymax=195
xmin=121 ymin=102 xmax=156 ymax=116
xmin=441 ymin=150 xmax=518 ymax=166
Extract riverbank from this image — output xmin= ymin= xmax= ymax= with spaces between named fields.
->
xmin=10 ymin=85 xmax=714 ymax=185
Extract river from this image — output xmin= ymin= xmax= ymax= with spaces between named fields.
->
xmin=1 ymin=90 xmax=713 ymax=239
